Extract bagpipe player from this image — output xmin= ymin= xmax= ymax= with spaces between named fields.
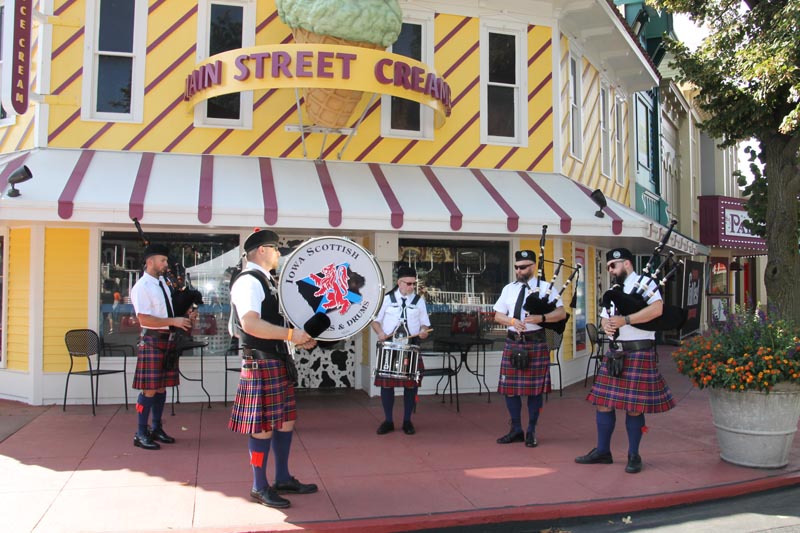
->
xmin=575 ymin=248 xmax=675 ymax=474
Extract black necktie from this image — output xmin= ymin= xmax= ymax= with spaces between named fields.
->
xmin=158 ymin=280 xmax=174 ymax=318
xmin=513 ymin=283 xmax=527 ymax=320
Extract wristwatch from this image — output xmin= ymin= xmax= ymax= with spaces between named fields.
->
xmin=624 ymin=315 xmax=631 ymax=325
xmin=541 ymin=314 xmax=546 ymax=323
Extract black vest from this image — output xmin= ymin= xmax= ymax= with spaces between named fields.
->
xmin=231 ymin=270 xmax=287 ymax=354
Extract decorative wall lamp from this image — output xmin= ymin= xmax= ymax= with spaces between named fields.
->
xmin=6 ymin=165 xmax=33 ymax=197
xmin=590 ymin=189 xmax=607 ymax=218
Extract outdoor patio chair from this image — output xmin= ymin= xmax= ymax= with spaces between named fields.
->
xmin=63 ymin=329 xmax=128 ymax=415
xmin=545 ymin=328 xmax=563 ymax=400
xmin=585 ymin=323 xmax=604 ymax=386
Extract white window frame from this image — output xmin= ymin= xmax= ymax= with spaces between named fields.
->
xmin=194 ymin=0 xmax=255 ymax=129
xmin=568 ymin=52 xmax=583 ymax=159
xmin=600 ymin=81 xmax=611 ymax=178
xmin=480 ymin=19 xmax=528 ymax=147
xmin=380 ymin=10 xmax=434 ymax=140
xmin=81 ymin=0 xmax=147 ymax=123
xmin=615 ymin=96 xmax=625 ymax=185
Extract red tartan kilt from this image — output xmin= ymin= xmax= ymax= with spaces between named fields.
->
xmin=229 ymin=359 xmax=297 ymax=434
xmin=132 ymin=337 xmax=179 ymax=390
xmin=587 ymin=347 xmax=675 ymax=413
xmin=497 ymin=339 xmax=551 ymax=396
xmin=374 ymin=350 xmax=424 ymax=388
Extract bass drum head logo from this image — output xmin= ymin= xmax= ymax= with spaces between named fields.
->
xmin=278 ymin=237 xmax=384 ymax=341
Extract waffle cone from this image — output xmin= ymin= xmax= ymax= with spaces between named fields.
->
xmin=292 ymin=27 xmax=383 ymax=128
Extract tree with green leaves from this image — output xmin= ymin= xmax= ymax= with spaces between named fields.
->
xmin=653 ymin=0 xmax=800 ymax=322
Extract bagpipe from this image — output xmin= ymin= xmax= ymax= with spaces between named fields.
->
xmin=600 ymin=219 xmax=687 ymax=341
xmin=132 ymin=218 xmax=204 ymax=318
xmin=522 ymin=225 xmax=582 ymax=335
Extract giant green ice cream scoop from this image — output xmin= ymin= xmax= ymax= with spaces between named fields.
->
xmin=276 ymin=0 xmax=403 ymax=48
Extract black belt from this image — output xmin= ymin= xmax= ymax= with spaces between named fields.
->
xmin=507 ymin=330 xmax=546 ymax=342
xmin=242 ymin=347 xmax=288 ymax=361
xmin=619 ymin=340 xmax=655 ymax=352
xmin=141 ymin=329 xmax=172 ymax=340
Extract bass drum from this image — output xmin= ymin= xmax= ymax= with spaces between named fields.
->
xmin=278 ymin=236 xmax=385 ymax=341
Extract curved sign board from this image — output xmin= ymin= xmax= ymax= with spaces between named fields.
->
xmin=184 ymin=44 xmax=452 ymax=128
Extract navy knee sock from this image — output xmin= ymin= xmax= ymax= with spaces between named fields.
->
xmin=504 ymin=395 xmax=522 ymax=432
xmin=626 ymin=413 xmax=645 ymax=456
xmin=596 ymin=410 xmax=616 ymax=454
xmin=136 ymin=393 xmax=154 ymax=436
xmin=527 ymin=394 xmax=543 ymax=434
xmin=402 ymin=387 xmax=417 ymax=422
xmin=249 ymin=436 xmax=271 ymax=492
xmin=380 ymin=387 xmax=395 ymax=423
xmin=272 ymin=430 xmax=293 ymax=484
xmin=150 ymin=392 xmax=167 ymax=430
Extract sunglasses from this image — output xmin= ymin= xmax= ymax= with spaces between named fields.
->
xmin=607 ymin=260 xmax=624 ymax=270
xmin=514 ymin=264 xmax=533 ymax=270
xmin=260 ymin=244 xmax=279 ymax=250
xmin=399 ymin=281 xmax=417 ymax=286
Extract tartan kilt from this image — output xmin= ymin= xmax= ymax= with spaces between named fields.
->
xmin=374 ymin=356 xmax=424 ymax=388
xmin=132 ymin=337 xmax=179 ymax=390
xmin=497 ymin=339 xmax=551 ymax=396
xmin=229 ymin=359 xmax=297 ymax=434
xmin=587 ymin=347 xmax=675 ymax=413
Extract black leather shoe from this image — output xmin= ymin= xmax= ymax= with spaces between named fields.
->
xmin=133 ymin=433 xmax=160 ymax=450
xmin=402 ymin=421 xmax=416 ymax=435
xmin=273 ymin=476 xmax=318 ymax=495
xmin=575 ymin=448 xmax=613 ymax=464
xmin=496 ymin=429 xmax=525 ymax=444
xmin=525 ymin=431 xmax=538 ymax=448
xmin=625 ymin=454 xmax=642 ymax=473
xmin=149 ymin=427 xmax=176 ymax=444
xmin=376 ymin=421 xmax=395 ymax=435
xmin=250 ymin=487 xmax=291 ymax=508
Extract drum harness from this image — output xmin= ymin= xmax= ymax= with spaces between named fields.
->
xmin=388 ymin=291 xmax=421 ymax=341
xmin=230 ymin=269 xmax=297 ymax=377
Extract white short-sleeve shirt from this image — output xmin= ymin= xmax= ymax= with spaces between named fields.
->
xmin=493 ymin=279 xmax=563 ymax=333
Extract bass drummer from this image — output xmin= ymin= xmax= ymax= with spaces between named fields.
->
xmin=371 ymin=265 xmax=431 ymax=436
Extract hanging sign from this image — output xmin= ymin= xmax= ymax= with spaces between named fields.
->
xmin=1 ymin=0 xmax=32 ymax=115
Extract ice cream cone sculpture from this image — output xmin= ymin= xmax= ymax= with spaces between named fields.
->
xmin=276 ymin=0 xmax=403 ymax=129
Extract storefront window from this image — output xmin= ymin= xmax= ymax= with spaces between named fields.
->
xmin=100 ymin=232 xmax=240 ymax=355
xmin=708 ymin=258 xmax=729 ymax=295
xmin=398 ymin=239 xmax=509 ymax=342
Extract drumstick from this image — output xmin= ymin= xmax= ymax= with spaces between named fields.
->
xmin=407 ymin=328 xmax=434 ymax=339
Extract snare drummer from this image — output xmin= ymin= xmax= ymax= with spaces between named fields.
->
xmin=371 ymin=265 xmax=431 ymax=436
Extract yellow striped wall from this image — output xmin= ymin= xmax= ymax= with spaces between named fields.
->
xmin=560 ymin=35 xmax=630 ymax=205
xmin=6 ymin=228 xmax=31 ymax=371
xmin=39 ymin=2 xmax=555 ymax=172
xmin=43 ymin=228 xmax=90 ymax=372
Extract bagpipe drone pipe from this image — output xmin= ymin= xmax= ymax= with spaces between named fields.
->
xmin=132 ymin=218 xmax=204 ymax=318
xmin=600 ymin=219 xmax=687 ymax=335
xmin=522 ymin=225 xmax=582 ymax=335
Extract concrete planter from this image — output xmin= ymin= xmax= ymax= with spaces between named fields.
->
xmin=710 ymin=385 xmax=800 ymax=468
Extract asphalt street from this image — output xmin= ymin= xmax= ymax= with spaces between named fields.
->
xmin=415 ymin=484 xmax=800 ymax=533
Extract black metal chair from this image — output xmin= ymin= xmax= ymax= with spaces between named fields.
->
xmin=223 ymin=337 xmax=242 ymax=406
xmin=63 ymin=329 xmax=129 ymax=415
xmin=585 ymin=323 xmax=604 ymax=386
xmin=545 ymin=329 xmax=563 ymax=400
xmin=419 ymin=350 xmax=460 ymax=412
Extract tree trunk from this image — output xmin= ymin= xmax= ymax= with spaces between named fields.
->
xmin=761 ymin=137 xmax=800 ymax=323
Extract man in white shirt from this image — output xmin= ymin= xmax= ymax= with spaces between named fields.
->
xmin=130 ymin=244 xmax=194 ymax=451
xmin=371 ymin=265 xmax=431 ymax=436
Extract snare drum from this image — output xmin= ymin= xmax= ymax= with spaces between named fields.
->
xmin=374 ymin=341 xmax=421 ymax=382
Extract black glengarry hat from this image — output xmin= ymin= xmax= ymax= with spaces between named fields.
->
xmin=606 ymin=248 xmax=634 ymax=263
xmin=515 ymin=250 xmax=536 ymax=263
xmin=143 ymin=243 xmax=170 ymax=260
xmin=244 ymin=228 xmax=280 ymax=252
xmin=397 ymin=265 xmax=417 ymax=279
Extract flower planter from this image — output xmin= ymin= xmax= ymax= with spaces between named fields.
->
xmin=710 ymin=385 xmax=800 ymax=468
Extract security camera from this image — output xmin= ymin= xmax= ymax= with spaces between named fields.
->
xmin=6 ymin=165 xmax=32 ymax=197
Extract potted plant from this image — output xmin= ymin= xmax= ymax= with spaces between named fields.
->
xmin=673 ymin=306 xmax=800 ymax=468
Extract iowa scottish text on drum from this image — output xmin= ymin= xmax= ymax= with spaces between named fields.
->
xmin=278 ymin=237 xmax=385 ymax=341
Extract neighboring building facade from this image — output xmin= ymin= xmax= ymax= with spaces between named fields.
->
xmin=0 ymin=0 xmax=703 ymax=406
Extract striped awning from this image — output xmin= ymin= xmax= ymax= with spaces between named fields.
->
xmin=0 ymin=148 xmax=706 ymax=256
